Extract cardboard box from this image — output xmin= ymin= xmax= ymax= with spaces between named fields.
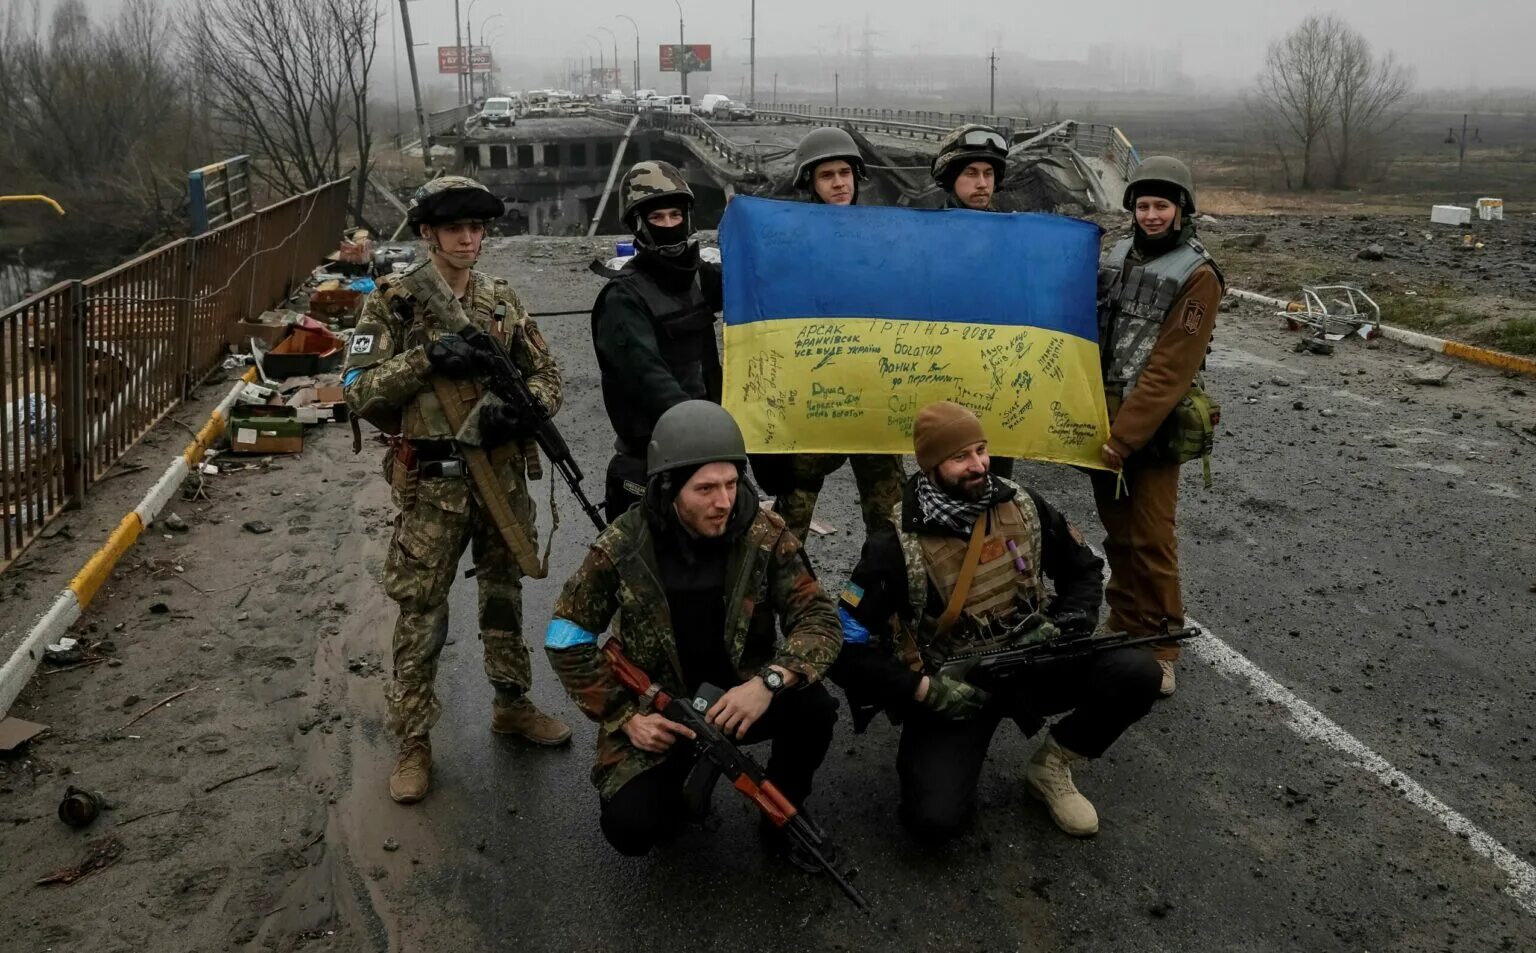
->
xmin=1430 ymin=205 xmax=1471 ymax=226
xmin=229 ymin=406 xmax=304 ymax=454
xmin=257 ymin=326 xmax=345 ymax=378
xmin=286 ymin=385 xmax=350 ymax=424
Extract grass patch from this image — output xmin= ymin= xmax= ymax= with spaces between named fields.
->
xmin=1376 ymin=290 xmax=1481 ymax=333
xmin=1479 ymin=318 xmax=1536 ymax=357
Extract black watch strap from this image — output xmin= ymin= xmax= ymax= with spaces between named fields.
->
xmin=757 ymin=666 xmax=786 ymax=694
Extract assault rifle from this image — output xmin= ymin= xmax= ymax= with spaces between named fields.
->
xmin=458 ymin=323 xmax=607 ymax=533
xmin=601 ymin=638 xmax=869 ymax=911
xmin=936 ymin=613 xmax=1201 ymax=684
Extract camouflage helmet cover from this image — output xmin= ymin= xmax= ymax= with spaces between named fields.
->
xmin=646 ymin=400 xmax=748 ymax=477
xmin=620 ymin=160 xmax=694 ymax=222
xmin=1122 ymin=155 xmax=1197 ymax=214
xmin=931 ymin=123 xmax=1009 ymax=188
xmin=792 ymin=126 xmax=867 ymax=189
xmin=406 ymin=175 xmax=504 ymax=226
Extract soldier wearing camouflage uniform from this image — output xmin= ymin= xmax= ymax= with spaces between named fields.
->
xmin=343 ymin=176 xmax=572 ymax=805
xmin=590 ymin=161 xmax=724 ymax=521
xmin=544 ymin=401 xmax=843 ymax=861
xmin=748 ymin=127 xmax=907 ymax=547
xmin=930 ymin=124 xmax=1016 ymax=480
xmin=830 ymin=401 xmax=1161 ymax=841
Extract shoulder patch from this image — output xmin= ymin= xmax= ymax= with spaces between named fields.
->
xmin=350 ymin=333 xmax=376 ymax=354
xmin=1181 ymin=299 xmax=1206 ymax=335
xmin=841 ymin=582 xmax=864 ymax=607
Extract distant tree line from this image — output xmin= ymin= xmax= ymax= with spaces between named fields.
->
xmin=1247 ymin=14 xmax=1415 ymax=190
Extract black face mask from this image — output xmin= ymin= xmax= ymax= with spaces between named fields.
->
xmin=646 ymin=221 xmax=692 ymax=253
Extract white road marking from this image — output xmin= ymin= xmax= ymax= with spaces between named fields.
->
xmin=1186 ymin=621 xmax=1536 ymax=916
xmin=1087 ymin=543 xmax=1536 ymax=915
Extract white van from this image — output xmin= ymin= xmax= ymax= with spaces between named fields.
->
xmin=696 ymin=94 xmax=730 ymax=117
xmin=666 ymin=95 xmax=692 ymax=115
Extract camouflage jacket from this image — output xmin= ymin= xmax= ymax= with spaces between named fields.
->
xmin=544 ymin=492 xmax=842 ymax=798
xmin=342 ymin=268 xmax=561 ymax=441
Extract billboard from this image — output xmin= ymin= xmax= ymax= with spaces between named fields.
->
xmin=437 ymin=46 xmax=493 ymax=74
xmin=659 ymin=44 xmax=712 ymax=73
xmin=589 ymin=67 xmax=623 ymax=87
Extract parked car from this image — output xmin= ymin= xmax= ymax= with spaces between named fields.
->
xmin=696 ymin=94 xmax=731 ymax=117
xmin=665 ymin=94 xmax=692 ymax=115
xmin=559 ymin=101 xmax=591 ymax=116
xmin=480 ymin=97 xmax=516 ymax=127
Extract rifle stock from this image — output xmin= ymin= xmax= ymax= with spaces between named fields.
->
xmin=600 ymin=639 xmax=868 ymax=910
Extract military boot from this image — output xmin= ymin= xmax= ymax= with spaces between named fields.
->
xmin=1025 ymin=734 xmax=1099 ymax=837
xmin=1158 ymin=660 xmax=1177 ymax=698
xmin=389 ymin=735 xmax=431 ymax=804
xmin=492 ymin=697 xmax=573 ymax=746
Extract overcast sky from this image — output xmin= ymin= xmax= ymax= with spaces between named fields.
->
xmin=38 ymin=0 xmax=1536 ymax=89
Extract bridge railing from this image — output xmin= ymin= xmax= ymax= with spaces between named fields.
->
xmin=596 ymin=107 xmax=764 ymax=173
xmin=0 ymin=178 xmax=349 ymax=571
xmin=750 ymin=103 xmax=1031 ymax=138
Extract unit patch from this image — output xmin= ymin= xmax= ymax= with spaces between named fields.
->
xmin=1181 ymin=300 xmax=1206 ymax=335
xmin=350 ymin=334 xmax=376 ymax=354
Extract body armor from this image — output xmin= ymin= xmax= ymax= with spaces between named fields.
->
xmin=1096 ymin=236 xmax=1217 ymax=400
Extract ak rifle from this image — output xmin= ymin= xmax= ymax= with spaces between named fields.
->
xmin=458 ymin=323 xmax=607 ymax=532
xmin=937 ymin=614 xmax=1202 ymax=683
xmin=600 ymin=639 xmax=869 ymax=911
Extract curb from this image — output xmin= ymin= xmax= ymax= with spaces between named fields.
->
xmin=1226 ymin=288 xmax=1536 ymax=378
xmin=0 ymin=368 xmax=258 ymax=716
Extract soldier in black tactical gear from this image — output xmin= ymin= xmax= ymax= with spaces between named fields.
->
xmin=590 ymin=160 xmax=724 ymax=520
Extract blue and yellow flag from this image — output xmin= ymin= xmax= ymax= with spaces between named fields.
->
xmin=720 ymin=196 xmax=1112 ymax=469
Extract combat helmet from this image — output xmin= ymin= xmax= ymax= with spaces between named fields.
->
xmin=1122 ymin=156 xmax=1197 ymax=214
xmin=406 ymin=175 xmax=504 ymax=227
xmin=619 ymin=160 xmax=696 ymax=256
xmin=931 ymin=124 xmax=1009 ymax=190
xmin=646 ymin=401 xmax=748 ymax=477
xmin=792 ymin=126 xmax=867 ymax=190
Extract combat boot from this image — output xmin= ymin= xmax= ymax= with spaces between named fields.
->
xmin=1158 ymin=660 xmax=1177 ymax=697
xmin=1025 ymin=734 xmax=1099 ymax=837
xmin=389 ymin=735 xmax=431 ymax=804
xmin=492 ymin=697 xmax=573 ymax=746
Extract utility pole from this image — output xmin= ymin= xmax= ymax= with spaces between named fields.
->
xmin=773 ymin=71 xmax=778 ymax=107
xmin=834 ymin=72 xmax=839 ymax=108
xmin=454 ymin=0 xmax=464 ymax=105
xmin=1447 ymin=113 xmax=1480 ymax=175
xmin=398 ymin=0 xmax=433 ymax=170
xmin=672 ymin=0 xmax=688 ymax=98
xmin=749 ymin=0 xmax=756 ymax=106
xmin=988 ymin=49 xmax=998 ymax=115
xmin=617 ymin=15 xmax=641 ymax=92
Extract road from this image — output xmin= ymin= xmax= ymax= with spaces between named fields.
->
xmin=345 ymin=236 xmax=1536 ymax=952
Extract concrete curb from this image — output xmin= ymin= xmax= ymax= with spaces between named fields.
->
xmin=1227 ymin=288 xmax=1536 ymax=378
xmin=0 ymin=368 xmax=258 ymax=716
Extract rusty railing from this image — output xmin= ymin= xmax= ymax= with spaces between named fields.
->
xmin=0 ymin=178 xmax=349 ymax=569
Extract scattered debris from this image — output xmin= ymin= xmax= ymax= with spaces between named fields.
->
xmin=43 ymin=636 xmax=83 ymax=665
xmin=148 ymin=602 xmax=170 ymax=614
xmin=1356 ymin=244 xmax=1385 ymax=261
xmin=118 ymin=686 xmax=197 ymax=732
xmin=383 ymin=837 xmax=401 ymax=852
xmin=162 ymin=512 xmax=189 ymax=533
xmin=36 ymin=836 xmax=125 ymax=886
xmin=203 ymin=763 xmax=277 ymax=793
xmin=1225 ymin=233 xmax=1266 ymax=251
xmin=0 ymin=716 xmax=47 ymax=751
xmin=57 ymin=787 xmax=103 ymax=828
xmin=1407 ymin=365 xmax=1454 ymax=386
xmin=243 ymin=520 xmax=273 ymax=535
xmin=1281 ymin=285 xmax=1381 ymax=340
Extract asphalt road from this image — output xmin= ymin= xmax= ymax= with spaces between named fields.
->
xmin=385 ymin=237 xmax=1536 ymax=952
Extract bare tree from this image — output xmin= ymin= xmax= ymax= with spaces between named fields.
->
xmin=1325 ymin=32 xmax=1414 ymax=187
xmin=183 ymin=0 xmax=380 ymax=220
xmin=1249 ymin=14 xmax=1347 ymax=190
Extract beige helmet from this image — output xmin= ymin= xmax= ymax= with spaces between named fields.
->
xmin=1122 ymin=156 xmax=1197 ymax=214
xmin=931 ymin=124 xmax=1008 ymax=190
xmin=792 ymin=126 xmax=867 ymax=191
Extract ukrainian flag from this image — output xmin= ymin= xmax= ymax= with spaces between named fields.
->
xmin=720 ymin=196 xmax=1111 ymax=469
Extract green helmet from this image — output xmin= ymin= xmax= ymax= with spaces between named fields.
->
xmin=792 ymin=127 xmax=867 ymax=190
xmin=646 ymin=401 xmax=748 ymax=477
xmin=931 ymin=124 xmax=1008 ymax=189
xmin=1122 ymin=156 xmax=1197 ymax=214
xmin=406 ymin=175 xmax=504 ymax=227
xmin=619 ymin=160 xmax=694 ymax=223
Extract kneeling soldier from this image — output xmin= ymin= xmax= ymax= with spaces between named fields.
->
xmin=544 ymin=401 xmax=843 ymax=861
xmin=831 ymin=401 xmax=1162 ymax=840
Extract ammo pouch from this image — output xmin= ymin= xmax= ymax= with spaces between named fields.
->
xmin=1144 ymin=376 xmax=1220 ymax=486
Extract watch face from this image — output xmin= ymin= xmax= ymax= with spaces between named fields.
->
xmin=763 ymin=670 xmax=784 ymax=690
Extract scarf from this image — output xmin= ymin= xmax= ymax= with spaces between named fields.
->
xmin=914 ymin=473 xmax=1001 ymax=535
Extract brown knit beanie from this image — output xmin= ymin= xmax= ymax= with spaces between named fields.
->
xmin=913 ymin=401 xmax=986 ymax=472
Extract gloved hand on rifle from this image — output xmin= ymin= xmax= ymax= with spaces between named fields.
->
xmin=918 ymin=673 xmax=992 ymax=720
xmin=1051 ymin=610 xmax=1095 ymax=638
xmin=479 ymin=399 xmax=540 ymax=448
xmin=425 ymin=333 xmax=492 ymax=378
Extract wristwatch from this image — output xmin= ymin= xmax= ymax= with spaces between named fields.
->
xmin=757 ymin=666 xmax=786 ymax=695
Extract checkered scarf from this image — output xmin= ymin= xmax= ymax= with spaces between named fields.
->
xmin=914 ymin=473 xmax=1001 ymax=535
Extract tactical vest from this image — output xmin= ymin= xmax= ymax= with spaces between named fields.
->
xmin=895 ymin=483 xmax=1045 ymax=663
xmin=395 ymin=271 xmax=509 ymax=441
xmin=1097 ymin=237 xmax=1217 ymax=398
xmin=610 ymin=262 xmax=716 ymax=389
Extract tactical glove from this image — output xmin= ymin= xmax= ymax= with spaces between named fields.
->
xmin=425 ymin=333 xmax=489 ymax=378
xmin=1052 ymin=610 xmax=1095 ymax=638
xmin=479 ymin=400 xmax=536 ymax=447
xmin=919 ymin=674 xmax=992 ymax=720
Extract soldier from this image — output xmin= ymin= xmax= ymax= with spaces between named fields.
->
xmin=544 ymin=401 xmax=843 ymax=862
xmin=930 ymin=124 xmax=1015 ymax=481
xmin=591 ymin=160 xmax=723 ymax=521
xmin=830 ymin=401 xmax=1162 ymax=841
xmin=750 ymin=126 xmax=907 ymax=546
xmin=343 ymin=175 xmax=572 ymax=805
xmin=1092 ymin=157 xmax=1225 ymax=697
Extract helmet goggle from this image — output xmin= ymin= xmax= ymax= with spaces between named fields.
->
xmin=956 ymin=129 xmax=1007 ymax=152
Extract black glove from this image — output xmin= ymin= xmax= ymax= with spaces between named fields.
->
xmin=425 ymin=333 xmax=488 ymax=378
xmin=1052 ymin=610 xmax=1096 ymax=638
xmin=479 ymin=400 xmax=535 ymax=447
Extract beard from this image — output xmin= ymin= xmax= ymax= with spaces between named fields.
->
xmin=935 ymin=467 xmax=990 ymax=502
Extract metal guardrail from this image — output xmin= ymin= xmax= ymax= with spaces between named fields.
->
xmin=596 ymin=107 xmax=764 ymax=174
xmin=750 ymin=103 xmax=1031 ymax=138
xmin=0 ymin=178 xmax=349 ymax=570
xmin=427 ymin=105 xmax=473 ymax=138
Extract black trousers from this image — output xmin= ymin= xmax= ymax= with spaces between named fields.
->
xmin=603 ymin=452 xmax=648 ymax=523
xmin=600 ymin=682 xmax=839 ymax=856
xmin=898 ymin=647 xmax=1160 ymax=842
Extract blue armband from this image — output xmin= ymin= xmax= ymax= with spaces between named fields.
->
xmin=838 ymin=605 xmax=871 ymax=645
xmin=545 ymin=618 xmax=598 ymax=649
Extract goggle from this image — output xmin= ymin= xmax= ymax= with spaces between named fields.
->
xmin=956 ymin=129 xmax=1008 ymax=152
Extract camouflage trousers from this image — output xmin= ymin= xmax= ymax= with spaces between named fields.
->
xmin=772 ymin=453 xmax=904 ymax=544
xmin=381 ymin=474 xmax=536 ymax=738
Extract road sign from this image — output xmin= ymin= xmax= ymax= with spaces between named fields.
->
xmin=659 ymin=44 xmax=712 ymax=73
xmin=438 ymin=46 xmax=492 ymax=74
